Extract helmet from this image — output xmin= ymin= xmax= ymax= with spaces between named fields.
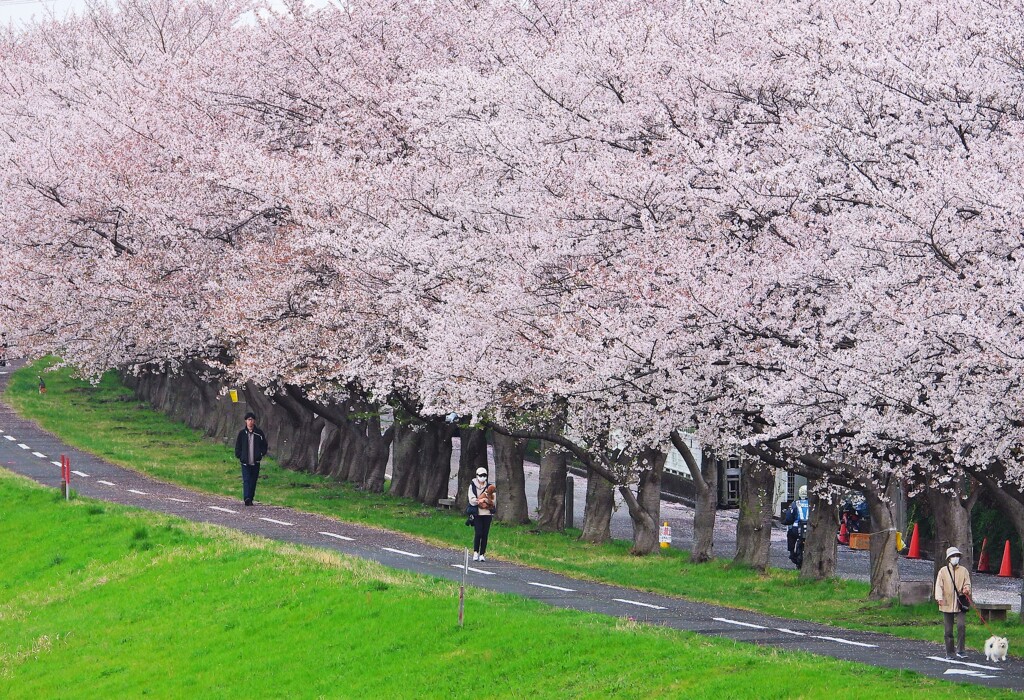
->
xmin=798 ymin=485 xmax=807 ymax=500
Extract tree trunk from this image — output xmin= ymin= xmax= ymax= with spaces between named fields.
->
xmin=620 ymin=449 xmax=665 ymax=555
xmin=865 ymin=478 xmax=901 ymax=600
xmin=801 ymin=480 xmax=839 ymax=580
xmin=536 ymin=441 xmax=568 ymax=531
xmin=492 ymin=431 xmax=530 ymax=524
xmin=456 ymin=427 xmax=488 ymax=512
xmin=581 ymin=469 xmax=614 ymax=544
xmin=692 ymin=451 xmax=719 ymax=563
xmin=415 ymin=420 xmax=456 ymax=507
xmin=390 ymin=416 xmax=422 ymax=500
xmin=734 ymin=457 xmax=775 ymax=571
xmin=360 ymin=414 xmax=394 ymax=493
xmin=670 ymin=431 xmax=717 ymax=563
xmin=926 ymin=480 xmax=975 ymax=585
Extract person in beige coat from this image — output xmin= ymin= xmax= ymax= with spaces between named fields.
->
xmin=935 ymin=546 xmax=972 ymax=659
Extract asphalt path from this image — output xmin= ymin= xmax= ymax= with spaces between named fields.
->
xmin=1 ymin=366 xmax=1022 ymax=691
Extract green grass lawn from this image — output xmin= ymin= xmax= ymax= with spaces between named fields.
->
xmin=5 ymin=359 xmax=1020 ymax=657
xmin=0 ymin=469 xmax=1014 ymax=699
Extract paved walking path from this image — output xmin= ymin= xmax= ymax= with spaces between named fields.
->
xmin=0 ymin=366 xmax=1021 ymax=691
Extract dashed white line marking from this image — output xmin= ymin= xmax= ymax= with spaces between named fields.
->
xmin=944 ymin=669 xmax=996 ymax=679
xmin=208 ymin=506 xmax=237 ymax=514
xmin=71 ymin=470 xmax=89 ymax=477
xmin=714 ymin=617 xmax=767 ymax=630
xmin=812 ymin=635 xmax=877 ymax=648
xmin=127 ymin=489 xmax=148 ymax=495
xmin=167 ymin=498 xmax=191 ymax=503
xmin=259 ymin=517 xmax=294 ymax=526
xmin=927 ymin=656 xmax=999 ymax=671
xmin=528 ymin=582 xmax=575 ymax=592
xmin=32 ymin=452 xmax=46 ymax=458
xmin=319 ymin=531 xmax=354 ymax=542
xmin=51 ymin=461 xmax=62 ymax=466
xmin=382 ymin=547 xmax=422 ymax=558
xmin=3 ymin=435 xmax=14 ymax=441
xmin=97 ymin=480 xmax=115 ymax=486
xmin=451 ymin=564 xmax=496 ymax=576
xmin=777 ymin=628 xmax=807 ymax=636
xmin=17 ymin=443 xmax=29 ymax=449
xmin=613 ymin=598 xmax=666 ymax=610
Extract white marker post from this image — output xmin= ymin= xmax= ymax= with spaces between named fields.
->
xmin=459 ymin=548 xmax=468 ymax=627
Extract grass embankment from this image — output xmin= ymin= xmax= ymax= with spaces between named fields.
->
xmin=0 ymin=470 xmax=1012 ymax=699
xmin=6 ymin=360 xmax=1020 ymax=654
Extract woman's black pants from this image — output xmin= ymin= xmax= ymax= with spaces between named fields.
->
xmin=473 ymin=515 xmax=493 ymax=555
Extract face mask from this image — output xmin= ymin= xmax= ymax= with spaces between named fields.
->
xmin=950 ymin=557 xmax=961 ymax=566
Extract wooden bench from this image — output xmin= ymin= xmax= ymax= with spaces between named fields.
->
xmin=437 ymin=498 xmax=456 ymax=510
xmin=975 ymin=603 xmax=1011 ymax=622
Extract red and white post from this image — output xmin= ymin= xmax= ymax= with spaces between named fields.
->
xmin=61 ymin=454 xmax=70 ymax=500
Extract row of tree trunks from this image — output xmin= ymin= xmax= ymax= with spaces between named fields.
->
xmin=388 ymin=412 xmax=456 ymax=506
xmin=124 ymin=365 xmax=399 ymax=494
xmin=292 ymin=391 xmax=394 ymax=492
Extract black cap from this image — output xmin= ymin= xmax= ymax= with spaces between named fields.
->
xmin=244 ymin=412 xmax=257 ymax=420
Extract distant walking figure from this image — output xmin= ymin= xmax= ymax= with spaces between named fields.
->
xmin=469 ymin=468 xmax=495 ymax=561
xmin=37 ymin=376 xmax=46 ymax=394
xmin=234 ymin=411 xmax=268 ymax=506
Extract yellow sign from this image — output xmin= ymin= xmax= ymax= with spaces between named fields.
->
xmin=229 ymin=390 xmax=238 ymax=403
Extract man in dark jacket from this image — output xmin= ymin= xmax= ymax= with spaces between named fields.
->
xmin=234 ymin=411 xmax=268 ymax=506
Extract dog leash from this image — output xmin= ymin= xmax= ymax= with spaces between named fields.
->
xmin=963 ymin=590 xmax=989 ymax=628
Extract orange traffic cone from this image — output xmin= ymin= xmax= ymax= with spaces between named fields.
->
xmin=838 ymin=521 xmax=849 ymax=546
xmin=907 ymin=523 xmax=921 ymax=559
xmin=998 ymin=540 xmax=1013 ymax=577
xmin=977 ymin=538 xmax=990 ymax=573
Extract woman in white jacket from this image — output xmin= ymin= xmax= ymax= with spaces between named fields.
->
xmin=469 ymin=467 xmax=494 ymax=561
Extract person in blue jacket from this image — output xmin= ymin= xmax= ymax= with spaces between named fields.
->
xmin=783 ymin=485 xmax=809 ymax=566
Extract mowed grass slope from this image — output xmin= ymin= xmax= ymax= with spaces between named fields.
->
xmin=0 ymin=471 xmax=1013 ymax=700
xmin=6 ymin=360 xmax=1022 ymax=655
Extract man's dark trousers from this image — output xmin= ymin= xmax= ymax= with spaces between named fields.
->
xmin=242 ymin=463 xmax=260 ymax=503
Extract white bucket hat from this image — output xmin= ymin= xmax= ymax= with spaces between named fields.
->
xmin=945 ymin=546 xmax=962 ymax=560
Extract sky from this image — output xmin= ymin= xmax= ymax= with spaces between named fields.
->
xmin=0 ymin=0 xmax=336 ymax=27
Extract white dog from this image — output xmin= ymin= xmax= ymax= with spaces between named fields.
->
xmin=984 ymin=635 xmax=1009 ymax=662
